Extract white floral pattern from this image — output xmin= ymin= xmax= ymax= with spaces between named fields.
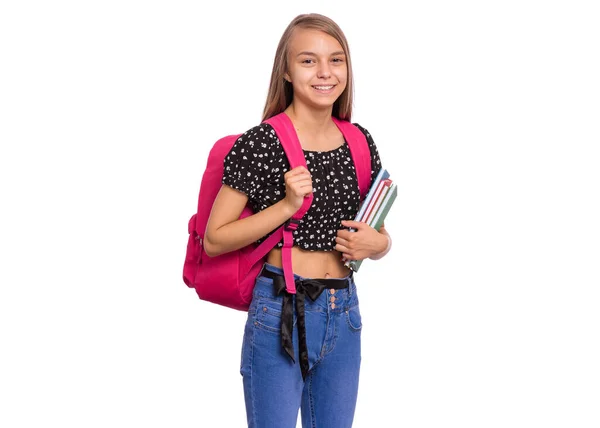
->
xmin=222 ymin=123 xmax=381 ymax=251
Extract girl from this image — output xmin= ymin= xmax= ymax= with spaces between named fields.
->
xmin=204 ymin=13 xmax=392 ymax=428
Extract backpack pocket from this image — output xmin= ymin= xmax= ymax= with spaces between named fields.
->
xmin=183 ymin=214 xmax=202 ymax=288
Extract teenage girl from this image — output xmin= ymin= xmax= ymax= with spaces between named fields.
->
xmin=204 ymin=13 xmax=392 ymax=428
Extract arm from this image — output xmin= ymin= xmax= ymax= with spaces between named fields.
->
xmin=368 ymin=224 xmax=391 ymax=260
xmin=204 ymin=167 xmax=313 ymax=257
xmin=203 ymin=185 xmax=293 ymax=257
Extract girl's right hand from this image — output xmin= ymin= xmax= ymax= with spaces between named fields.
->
xmin=283 ymin=166 xmax=313 ymax=212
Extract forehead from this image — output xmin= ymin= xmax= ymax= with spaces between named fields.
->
xmin=288 ymin=28 xmax=344 ymax=55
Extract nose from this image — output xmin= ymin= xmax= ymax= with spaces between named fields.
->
xmin=317 ymin=62 xmax=331 ymax=79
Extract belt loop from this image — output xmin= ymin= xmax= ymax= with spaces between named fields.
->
xmin=258 ymin=263 xmax=266 ymax=278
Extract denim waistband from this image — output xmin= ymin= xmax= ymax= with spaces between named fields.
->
xmin=252 ymin=263 xmax=358 ymax=312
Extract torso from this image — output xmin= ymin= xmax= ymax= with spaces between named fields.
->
xmin=268 ymin=120 xmax=351 ymax=278
xmin=223 ymin=123 xmax=371 ymax=251
xmin=221 ymin=118 xmax=381 ymax=276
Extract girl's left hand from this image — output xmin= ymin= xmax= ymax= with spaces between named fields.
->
xmin=335 ymin=220 xmax=389 ymax=261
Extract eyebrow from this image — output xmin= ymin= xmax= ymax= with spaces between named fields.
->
xmin=296 ymin=50 xmax=346 ymax=57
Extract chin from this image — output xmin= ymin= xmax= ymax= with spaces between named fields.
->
xmin=310 ymin=96 xmax=342 ymax=109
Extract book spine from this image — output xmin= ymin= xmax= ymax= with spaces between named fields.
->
xmin=370 ymin=184 xmax=397 ymax=232
xmin=353 ymin=168 xmax=389 ymax=223
xmin=360 ymin=180 xmax=387 ymax=224
xmin=365 ymin=181 xmax=392 ymax=225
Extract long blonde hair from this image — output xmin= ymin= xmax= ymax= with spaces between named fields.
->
xmin=262 ymin=13 xmax=354 ymax=121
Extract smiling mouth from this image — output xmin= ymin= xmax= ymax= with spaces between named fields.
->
xmin=312 ymin=85 xmax=335 ymax=91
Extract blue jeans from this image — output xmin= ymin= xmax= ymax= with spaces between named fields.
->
xmin=240 ymin=263 xmax=362 ymax=428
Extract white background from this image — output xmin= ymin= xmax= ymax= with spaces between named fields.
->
xmin=1 ymin=1 xmax=599 ymax=427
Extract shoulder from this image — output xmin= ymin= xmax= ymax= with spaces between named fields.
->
xmin=224 ymin=123 xmax=286 ymax=166
xmin=235 ymin=123 xmax=279 ymax=146
xmin=351 ymin=122 xmax=382 ymax=173
xmin=351 ymin=123 xmax=372 ymax=140
xmin=351 ymin=123 xmax=377 ymax=149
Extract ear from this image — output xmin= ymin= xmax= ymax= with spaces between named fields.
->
xmin=284 ymin=73 xmax=291 ymax=82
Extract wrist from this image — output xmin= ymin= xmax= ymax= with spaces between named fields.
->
xmin=369 ymin=234 xmax=391 ymax=260
xmin=278 ymin=198 xmax=297 ymax=218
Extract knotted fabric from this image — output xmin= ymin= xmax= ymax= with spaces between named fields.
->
xmin=260 ymin=269 xmax=350 ymax=380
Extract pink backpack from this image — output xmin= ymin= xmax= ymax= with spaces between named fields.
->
xmin=182 ymin=112 xmax=371 ymax=311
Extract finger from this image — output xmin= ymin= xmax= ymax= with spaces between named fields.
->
xmin=336 ymin=230 xmax=352 ymax=240
xmin=335 ymin=243 xmax=350 ymax=254
xmin=285 ymin=173 xmax=312 ymax=181
xmin=286 ymin=174 xmax=312 ymax=185
xmin=286 ymin=166 xmax=310 ymax=177
xmin=341 ymin=220 xmax=364 ymax=229
xmin=287 ymin=181 xmax=313 ymax=193
xmin=290 ymin=181 xmax=313 ymax=194
xmin=335 ymin=236 xmax=349 ymax=247
xmin=338 ymin=230 xmax=358 ymax=243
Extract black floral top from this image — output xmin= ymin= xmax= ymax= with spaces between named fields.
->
xmin=222 ymin=123 xmax=381 ymax=251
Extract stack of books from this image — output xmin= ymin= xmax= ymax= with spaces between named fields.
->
xmin=344 ymin=168 xmax=397 ymax=272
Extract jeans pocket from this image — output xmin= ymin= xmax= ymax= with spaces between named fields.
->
xmin=345 ymin=305 xmax=362 ymax=332
xmin=254 ymin=297 xmax=285 ymax=334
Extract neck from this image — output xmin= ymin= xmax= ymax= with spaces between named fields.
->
xmin=284 ymin=104 xmax=334 ymax=133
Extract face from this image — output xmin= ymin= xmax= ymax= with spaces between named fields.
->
xmin=285 ymin=28 xmax=348 ymax=112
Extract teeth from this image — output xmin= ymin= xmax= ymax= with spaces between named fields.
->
xmin=314 ymin=85 xmax=333 ymax=90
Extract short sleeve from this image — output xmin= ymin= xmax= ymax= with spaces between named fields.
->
xmin=222 ymin=125 xmax=276 ymax=200
xmin=353 ymin=123 xmax=382 ymax=186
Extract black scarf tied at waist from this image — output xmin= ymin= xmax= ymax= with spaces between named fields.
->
xmin=260 ymin=269 xmax=351 ymax=380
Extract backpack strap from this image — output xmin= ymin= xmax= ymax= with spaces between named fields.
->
xmin=331 ymin=117 xmax=371 ymax=200
xmin=262 ymin=113 xmax=312 ymax=294
xmin=264 ymin=113 xmax=314 ymax=216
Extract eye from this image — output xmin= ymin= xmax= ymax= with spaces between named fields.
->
xmin=332 ymin=57 xmax=345 ymax=63
xmin=301 ymin=58 xmax=315 ymax=64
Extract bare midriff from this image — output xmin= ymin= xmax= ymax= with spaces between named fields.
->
xmin=266 ymin=247 xmax=351 ymax=279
